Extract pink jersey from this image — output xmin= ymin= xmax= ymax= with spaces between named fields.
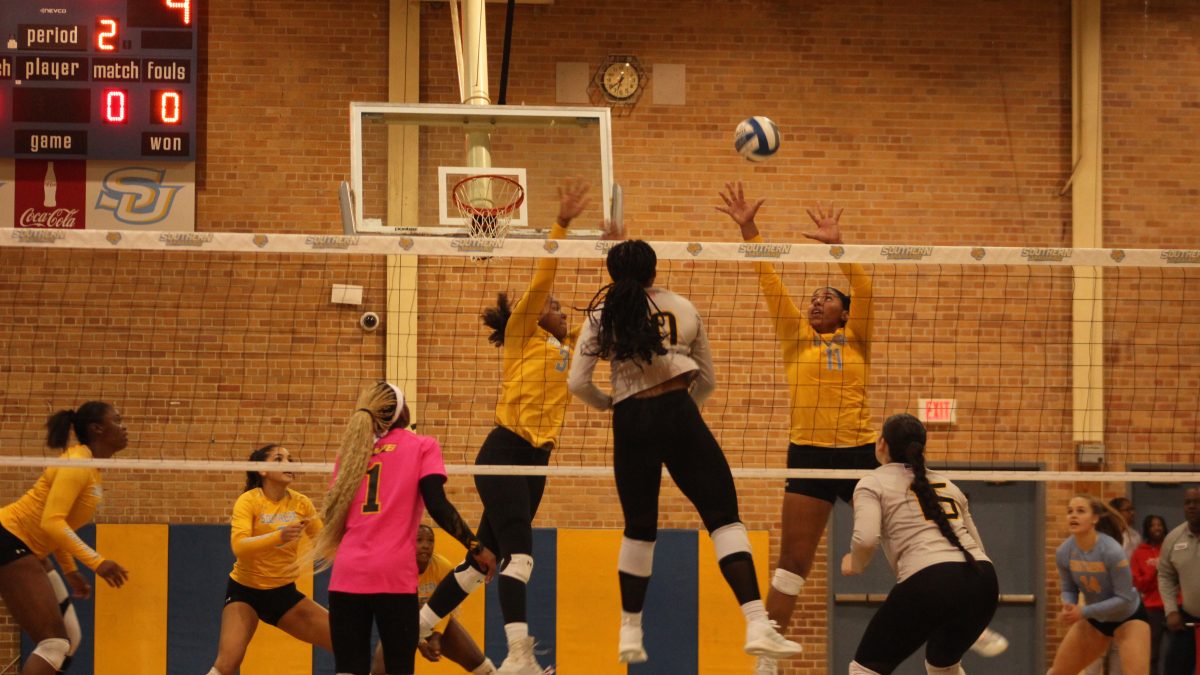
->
xmin=328 ymin=428 xmax=447 ymax=594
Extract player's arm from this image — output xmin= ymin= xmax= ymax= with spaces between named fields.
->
xmin=715 ymin=182 xmax=804 ymax=341
xmin=1081 ymin=545 xmax=1140 ymax=621
xmin=960 ymin=502 xmax=987 ymax=557
xmin=40 ymin=468 xmax=104 ymax=571
xmin=1055 ymin=544 xmax=1080 ymax=606
xmin=687 ymin=312 xmax=716 ymax=405
xmin=845 ymin=479 xmax=882 ymax=573
xmin=506 ymin=181 xmax=588 ymax=343
xmin=230 ymin=496 xmax=283 ymax=557
xmin=840 ymin=263 xmax=873 ymax=352
xmin=567 ymin=319 xmax=613 ymax=410
xmin=53 ymin=549 xmax=78 ymax=575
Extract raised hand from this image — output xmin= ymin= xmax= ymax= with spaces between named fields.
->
xmin=716 ymin=181 xmax=765 ymax=239
xmin=802 ymin=203 xmax=844 ymax=244
xmin=557 ymin=178 xmax=592 ymax=227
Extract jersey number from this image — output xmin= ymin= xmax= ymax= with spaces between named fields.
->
xmin=652 ymin=311 xmax=678 ymax=345
xmin=912 ymin=482 xmax=961 ymax=521
xmin=1078 ymin=574 xmax=1103 ymax=594
xmin=362 ymin=462 xmax=382 ymax=514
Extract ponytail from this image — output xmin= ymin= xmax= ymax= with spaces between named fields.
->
xmin=583 ymin=240 xmax=667 ymax=365
xmin=44 ymin=401 xmax=111 ymax=449
xmin=243 ymin=444 xmax=281 ymax=493
xmin=883 ymin=413 xmax=978 ymax=569
xmin=481 ymin=292 xmax=513 ymax=347
xmin=1090 ymin=497 xmax=1127 ymax=543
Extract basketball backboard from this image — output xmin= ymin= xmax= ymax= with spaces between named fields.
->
xmin=348 ymin=103 xmax=614 ymax=237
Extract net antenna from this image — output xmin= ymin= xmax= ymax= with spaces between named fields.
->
xmin=452 ymin=173 xmax=525 ymax=242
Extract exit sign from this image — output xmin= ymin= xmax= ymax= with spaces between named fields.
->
xmin=918 ymin=398 xmax=957 ymax=424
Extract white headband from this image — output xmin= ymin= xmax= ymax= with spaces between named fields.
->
xmin=382 ymin=381 xmax=405 ymax=425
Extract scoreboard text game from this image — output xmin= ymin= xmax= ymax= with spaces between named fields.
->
xmin=1 ymin=0 xmax=197 ymax=160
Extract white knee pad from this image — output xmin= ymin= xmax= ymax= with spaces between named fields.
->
xmin=771 ymin=568 xmax=806 ymax=596
xmin=501 ymin=553 xmax=534 ymax=584
xmin=31 ymin=637 xmax=70 ymax=670
xmin=925 ymin=661 xmax=965 ymax=675
xmin=453 ymin=561 xmax=487 ymax=594
xmin=207 ymin=669 xmax=224 ymax=675
xmin=46 ymin=570 xmax=81 ymax=655
xmin=419 ymin=604 xmax=441 ymax=638
xmin=473 ymin=657 xmax=497 ymax=674
xmin=849 ymin=661 xmax=882 ymax=675
xmin=618 ymin=537 xmax=655 ymax=577
xmin=711 ymin=522 xmax=751 ymax=560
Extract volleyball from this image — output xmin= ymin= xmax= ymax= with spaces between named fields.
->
xmin=734 ymin=116 xmax=781 ymax=162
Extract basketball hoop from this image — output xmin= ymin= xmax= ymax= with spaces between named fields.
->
xmin=452 ymin=174 xmax=525 ymax=242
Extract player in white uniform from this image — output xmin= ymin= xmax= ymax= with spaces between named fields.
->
xmin=569 ymin=239 xmax=801 ymax=667
xmin=841 ymin=413 xmax=998 ymax=675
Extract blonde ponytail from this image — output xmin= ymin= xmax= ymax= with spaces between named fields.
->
xmin=301 ymin=382 xmax=402 ymax=574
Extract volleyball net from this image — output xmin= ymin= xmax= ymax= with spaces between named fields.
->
xmin=1 ymin=228 xmax=1198 ymax=483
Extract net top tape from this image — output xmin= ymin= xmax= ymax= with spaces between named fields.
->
xmin=3 ymin=228 xmax=1199 ymax=268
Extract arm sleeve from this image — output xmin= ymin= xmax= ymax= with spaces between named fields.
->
xmin=847 ymin=479 xmax=881 ymax=573
xmin=688 ymin=314 xmax=716 ymax=405
xmin=1158 ymin=533 xmax=1182 ymax=615
xmin=504 ymin=224 xmax=568 ymax=344
xmin=1081 ymin=549 xmax=1140 ymax=621
xmin=961 ymin=503 xmax=986 ymax=557
xmin=53 ymin=549 xmax=78 ymax=574
xmin=230 ymin=495 xmax=282 ymax=558
xmin=418 ymin=475 xmax=478 ymax=551
xmin=1057 ymin=544 xmax=1080 ymax=606
xmin=301 ymin=496 xmax=323 ymax=538
xmin=745 ymin=236 xmax=805 ymax=342
xmin=39 ymin=468 xmax=104 ymax=571
xmin=841 ymin=263 xmax=874 ymax=355
xmin=567 ymin=319 xmax=613 ymax=410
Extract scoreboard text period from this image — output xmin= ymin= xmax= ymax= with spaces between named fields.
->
xmin=0 ymin=0 xmax=197 ymax=161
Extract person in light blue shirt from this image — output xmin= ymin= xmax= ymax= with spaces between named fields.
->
xmin=1048 ymin=495 xmax=1151 ymax=675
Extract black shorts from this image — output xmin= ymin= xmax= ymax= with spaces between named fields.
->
xmin=0 ymin=523 xmax=34 ymax=567
xmin=224 ymin=577 xmax=306 ymax=626
xmin=785 ymin=442 xmax=877 ymax=503
xmin=1088 ymin=600 xmax=1150 ymax=637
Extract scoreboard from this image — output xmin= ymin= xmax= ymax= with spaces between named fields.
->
xmin=0 ymin=0 xmax=198 ymax=161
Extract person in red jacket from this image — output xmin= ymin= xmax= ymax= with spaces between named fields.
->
xmin=1132 ymin=514 xmax=1169 ymax=675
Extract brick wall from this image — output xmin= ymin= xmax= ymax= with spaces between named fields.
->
xmin=2 ymin=0 xmax=1199 ymax=671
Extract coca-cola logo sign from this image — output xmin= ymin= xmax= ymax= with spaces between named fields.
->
xmin=18 ymin=207 xmax=79 ymax=228
xmin=14 ymin=159 xmax=86 ymax=229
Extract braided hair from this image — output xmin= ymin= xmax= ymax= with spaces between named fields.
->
xmin=583 ymin=240 xmax=668 ymax=365
xmin=45 ymin=401 xmax=112 ymax=449
xmin=882 ymin=413 xmax=978 ymax=568
xmin=481 ymin=292 xmax=514 ymax=347
xmin=243 ymin=444 xmax=283 ymax=493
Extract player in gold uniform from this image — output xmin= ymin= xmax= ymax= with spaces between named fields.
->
xmin=419 ymin=180 xmax=593 ymax=674
xmin=719 ymin=182 xmax=876 ymax=673
xmin=207 ymin=445 xmax=328 ymax=675
xmin=371 ymin=524 xmax=495 ymax=674
xmin=0 ymin=402 xmax=130 ymax=675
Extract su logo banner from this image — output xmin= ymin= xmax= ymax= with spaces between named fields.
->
xmin=95 ymin=167 xmax=184 ymax=225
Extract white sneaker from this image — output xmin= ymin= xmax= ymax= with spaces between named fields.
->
xmin=755 ymin=656 xmax=779 ymax=674
xmin=618 ymin=622 xmax=648 ymax=663
xmin=497 ymin=636 xmax=554 ymax=675
xmin=970 ymin=627 xmax=1009 ymax=657
xmin=743 ymin=620 xmax=802 ymax=658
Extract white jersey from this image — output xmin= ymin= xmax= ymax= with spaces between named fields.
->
xmin=568 ymin=286 xmax=715 ymax=409
xmin=849 ymin=463 xmax=989 ymax=582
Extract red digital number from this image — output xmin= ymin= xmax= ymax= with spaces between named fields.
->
xmin=104 ymin=90 xmax=127 ymax=123
xmin=157 ymin=91 xmax=182 ymax=124
xmin=165 ymin=0 xmax=191 ymax=25
xmin=97 ymin=18 xmax=119 ymax=52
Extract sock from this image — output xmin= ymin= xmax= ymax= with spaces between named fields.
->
xmin=741 ymin=599 xmax=769 ymax=624
xmin=621 ymin=610 xmax=643 ymax=626
xmin=504 ymin=622 xmax=529 ymax=644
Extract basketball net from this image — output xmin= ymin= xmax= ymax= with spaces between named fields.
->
xmin=452 ymin=174 xmax=525 ymax=244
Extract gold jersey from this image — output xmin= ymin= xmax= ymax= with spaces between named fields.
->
xmin=493 ymin=224 xmax=576 ymax=450
xmin=0 ymin=444 xmax=105 ymax=573
xmin=750 ymin=236 xmax=876 ymax=447
xmin=229 ymin=487 xmax=322 ymax=589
